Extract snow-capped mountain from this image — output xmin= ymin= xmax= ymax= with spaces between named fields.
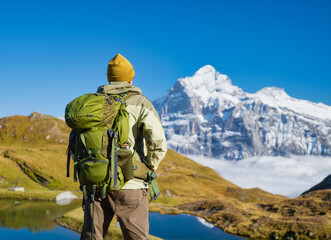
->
xmin=153 ymin=65 xmax=331 ymax=160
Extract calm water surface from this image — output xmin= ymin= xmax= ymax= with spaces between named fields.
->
xmin=0 ymin=199 xmax=81 ymax=240
xmin=0 ymin=226 xmax=79 ymax=240
xmin=149 ymin=212 xmax=245 ymax=240
xmin=0 ymin=200 xmax=245 ymax=240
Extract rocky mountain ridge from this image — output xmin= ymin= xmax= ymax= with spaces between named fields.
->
xmin=154 ymin=65 xmax=331 ymax=160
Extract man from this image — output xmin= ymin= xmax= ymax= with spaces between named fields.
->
xmin=81 ymin=53 xmax=167 ymax=240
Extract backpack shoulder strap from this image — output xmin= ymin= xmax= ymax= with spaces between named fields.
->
xmin=105 ymin=91 xmax=140 ymax=102
xmin=122 ymin=91 xmax=141 ymax=101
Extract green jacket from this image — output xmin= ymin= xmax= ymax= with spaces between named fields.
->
xmin=97 ymin=82 xmax=167 ymax=189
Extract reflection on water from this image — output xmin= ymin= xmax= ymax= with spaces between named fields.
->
xmin=0 ymin=199 xmax=81 ymax=231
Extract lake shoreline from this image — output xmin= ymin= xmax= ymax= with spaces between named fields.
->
xmin=0 ymin=191 xmax=246 ymax=240
xmin=148 ymin=206 xmax=249 ymax=240
xmin=1 ymin=189 xmax=330 ymax=240
xmin=0 ymin=188 xmax=80 ymax=201
xmin=55 ymin=207 xmax=245 ymax=240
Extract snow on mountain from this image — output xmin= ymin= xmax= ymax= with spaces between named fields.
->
xmin=154 ymin=65 xmax=331 ymax=160
xmin=179 ymin=65 xmax=244 ymax=100
xmin=254 ymin=87 xmax=331 ymax=121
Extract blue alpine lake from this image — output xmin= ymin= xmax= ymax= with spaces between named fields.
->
xmin=0 ymin=199 xmax=245 ymax=239
xmin=149 ymin=212 xmax=245 ymax=240
xmin=0 ymin=226 xmax=80 ymax=240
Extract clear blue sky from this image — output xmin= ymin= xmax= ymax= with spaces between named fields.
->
xmin=0 ymin=0 xmax=330 ymax=118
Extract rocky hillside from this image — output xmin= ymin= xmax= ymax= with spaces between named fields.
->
xmin=302 ymin=174 xmax=331 ymax=195
xmin=154 ymin=65 xmax=331 ymax=160
xmin=0 ymin=113 xmax=330 ymax=239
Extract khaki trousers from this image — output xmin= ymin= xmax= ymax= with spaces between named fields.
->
xmin=80 ymin=188 xmax=149 ymax=240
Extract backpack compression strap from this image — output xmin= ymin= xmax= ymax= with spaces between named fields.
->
xmin=66 ymin=132 xmax=76 ymax=178
xmin=90 ymin=185 xmax=96 ymax=240
xmin=107 ymin=129 xmax=118 ymax=189
xmin=147 ymin=171 xmax=161 ymax=201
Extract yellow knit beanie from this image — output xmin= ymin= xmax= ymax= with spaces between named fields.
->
xmin=107 ymin=53 xmax=135 ymax=82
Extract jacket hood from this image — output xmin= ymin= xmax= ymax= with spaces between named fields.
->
xmin=97 ymin=82 xmax=142 ymax=95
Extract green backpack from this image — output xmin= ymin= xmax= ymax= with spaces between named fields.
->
xmin=65 ymin=92 xmax=139 ymax=198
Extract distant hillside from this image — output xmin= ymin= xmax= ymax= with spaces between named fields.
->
xmin=0 ymin=112 xmax=69 ymax=146
xmin=0 ymin=112 xmax=330 ymax=239
xmin=301 ymin=175 xmax=331 ymax=195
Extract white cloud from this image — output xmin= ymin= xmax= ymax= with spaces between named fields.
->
xmin=187 ymin=155 xmax=331 ymax=198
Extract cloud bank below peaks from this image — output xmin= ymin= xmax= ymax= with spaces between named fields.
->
xmin=188 ymin=155 xmax=331 ymax=198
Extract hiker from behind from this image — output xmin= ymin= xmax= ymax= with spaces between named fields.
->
xmin=79 ymin=54 xmax=167 ymax=240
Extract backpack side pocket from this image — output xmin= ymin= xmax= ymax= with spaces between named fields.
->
xmin=117 ymin=147 xmax=134 ymax=181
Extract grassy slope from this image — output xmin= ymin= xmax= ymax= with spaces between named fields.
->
xmin=0 ymin=113 xmax=330 ymax=239
xmin=1 ymin=146 xmax=79 ymax=190
xmin=0 ymin=113 xmax=79 ymax=195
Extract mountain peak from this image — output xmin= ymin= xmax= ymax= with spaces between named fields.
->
xmin=192 ymin=65 xmax=230 ymax=85
xmin=256 ymin=87 xmax=289 ymax=99
xmin=178 ymin=65 xmax=239 ymax=97
xmin=193 ymin=65 xmax=216 ymax=77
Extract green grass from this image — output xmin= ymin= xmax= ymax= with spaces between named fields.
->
xmin=0 ymin=146 xmax=80 ymax=191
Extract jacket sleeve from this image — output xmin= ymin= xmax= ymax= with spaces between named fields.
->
xmin=138 ymin=100 xmax=167 ymax=171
